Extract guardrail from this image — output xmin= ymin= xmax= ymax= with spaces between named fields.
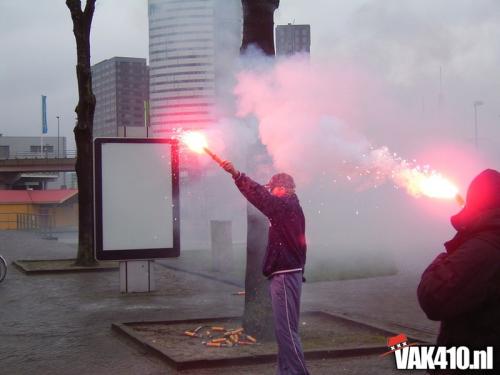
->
xmin=0 ymin=150 xmax=77 ymax=160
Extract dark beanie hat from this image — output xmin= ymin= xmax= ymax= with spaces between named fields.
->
xmin=266 ymin=173 xmax=296 ymax=189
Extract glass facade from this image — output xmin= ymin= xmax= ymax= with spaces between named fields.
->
xmin=148 ymin=0 xmax=241 ymax=135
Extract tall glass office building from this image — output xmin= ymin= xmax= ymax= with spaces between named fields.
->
xmin=148 ymin=0 xmax=241 ymax=136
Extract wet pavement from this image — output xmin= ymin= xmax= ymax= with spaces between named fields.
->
xmin=0 ymin=230 xmax=436 ymax=374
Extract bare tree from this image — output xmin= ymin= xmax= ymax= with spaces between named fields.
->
xmin=240 ymin=0 xmax=280 ymax=341
xmin=66 ymin=0 xmax=97 ymax=266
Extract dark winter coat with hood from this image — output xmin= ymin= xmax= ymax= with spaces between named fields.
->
xmin=417 ymin=169 xmax=500 ymax=371
xmin=233 ymin=173 xmax=307 ymax=278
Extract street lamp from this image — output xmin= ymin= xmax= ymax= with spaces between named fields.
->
xmin=56 ymin=115 xmax=60 ymax=158
xmin=473 ymin=101 xmax=483 ymax=149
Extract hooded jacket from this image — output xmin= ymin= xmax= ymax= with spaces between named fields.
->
xmin=417 ymin=169 xmax=500 ymax=370
xmin=234 ymin=173 xmax=307 ymax=278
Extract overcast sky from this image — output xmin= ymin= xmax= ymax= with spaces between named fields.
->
xmin=1 ymin=0 xmax=499 ymax=166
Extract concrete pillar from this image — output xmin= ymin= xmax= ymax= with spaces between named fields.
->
xmin=210 ymin=220 xmax=233 ymax=272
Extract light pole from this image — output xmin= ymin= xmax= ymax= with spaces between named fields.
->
xmin=56 ymin=115 xmax=60 ymax=158
xmin=473 ymin=101 xmax=483 ymax=149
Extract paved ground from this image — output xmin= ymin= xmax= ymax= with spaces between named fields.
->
xmin=0 ymin=230 xmax=436 ymax=374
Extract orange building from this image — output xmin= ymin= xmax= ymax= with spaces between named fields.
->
xmin=0 ymin=190 xmax=78 ymax=230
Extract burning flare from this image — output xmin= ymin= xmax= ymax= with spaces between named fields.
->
xmin=395 ymin=167 xmax=460 ymax=201
xmin=181 ymin=131 xmax=208 ymax=154
xmin=368 ymin=147 xmax=463 ymax=204
xmin=180 ymin=130 xmax=224 ymax=166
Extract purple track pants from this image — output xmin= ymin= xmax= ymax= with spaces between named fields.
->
xmin=269 ymin=272 xmax=310 ymax=375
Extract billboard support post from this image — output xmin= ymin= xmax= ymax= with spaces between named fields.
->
xmin=119 ymin=260 xmax=155 ymax=293
xmin=93 ymin=137 xmax=180 ymax=293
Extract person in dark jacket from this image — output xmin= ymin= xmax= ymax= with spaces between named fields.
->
xmin=417 ymin=169 xmax=500 ymax=372
xmin=221 ymin=160 xmax=309 ymax=375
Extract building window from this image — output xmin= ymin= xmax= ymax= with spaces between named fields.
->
xmin=0 ymin=145 xmax=9 ymax=159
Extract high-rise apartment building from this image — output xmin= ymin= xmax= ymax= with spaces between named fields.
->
xmin=275 ymin=23 xmax=311 ymax=56
xmin=91 ymin=57 xmax=149 ymax=137
xmin=148 ymin=0 xmax=241 ymax=136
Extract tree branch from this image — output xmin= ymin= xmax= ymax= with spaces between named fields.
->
xmin=66 ymin=0 xmax=82 ymax=20
xmin=83 ymin=0 xmax=95 ymax=18
xmin=83 ymin=0 xmax=96 ymax=32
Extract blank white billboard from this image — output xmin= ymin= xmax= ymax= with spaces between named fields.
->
xmin=94 ymin=138 xmax=179 ymax=260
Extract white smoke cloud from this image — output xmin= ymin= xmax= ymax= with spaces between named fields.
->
xmin=233 ymin=55 xmax=466 ymax=201
xmin=231 ymin=51 xmax=489 ymax=267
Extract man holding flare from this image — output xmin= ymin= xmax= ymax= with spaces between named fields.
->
xmin=181 ymin=130 xmax=309 ymax=374
xmin=221 ymin=159 xmax=310 ymax=375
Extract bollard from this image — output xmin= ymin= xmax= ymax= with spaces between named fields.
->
xmin=210 ymin=220 xmax=233 ymax=273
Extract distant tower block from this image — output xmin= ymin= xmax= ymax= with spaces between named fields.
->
xmin=91 ymin=57 xmax=149 ymax=137
xmin=275 ymin=23 xmax=311 ymax=56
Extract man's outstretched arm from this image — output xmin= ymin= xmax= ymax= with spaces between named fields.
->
xmin=221 ymin=160 xmax=283 ymax=218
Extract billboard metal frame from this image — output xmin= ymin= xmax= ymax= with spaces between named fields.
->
xmin=93 ymin=137 xmax=180 ymax=261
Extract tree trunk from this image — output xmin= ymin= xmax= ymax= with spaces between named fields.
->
xmin=240 ymin=0 xmax=279 ymax=341
xmin=66 ymin=0 xmax=97 ymax=266
xmin=241 ymin=0 xmax=280 ymax=55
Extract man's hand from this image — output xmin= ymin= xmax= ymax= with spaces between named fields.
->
xmin=221 ymin=160 xmax=239 ymax=178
